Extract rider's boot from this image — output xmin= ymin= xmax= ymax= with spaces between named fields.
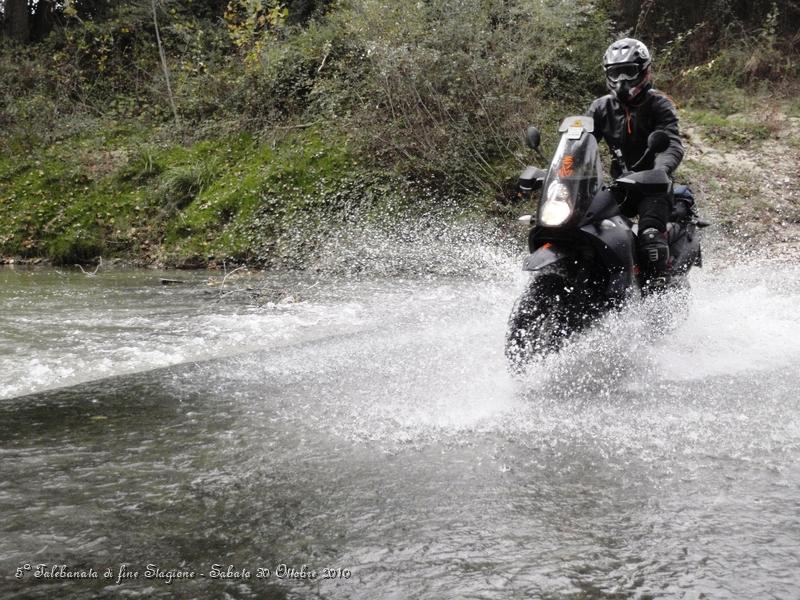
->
xmin=638 ymin=227 xmax=670 ymax=290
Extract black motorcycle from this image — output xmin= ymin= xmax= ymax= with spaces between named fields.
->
xmin=505 ymin=115 xmax=708 ymax=371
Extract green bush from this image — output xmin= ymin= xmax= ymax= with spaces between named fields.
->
xmin=301 ymin=0 xmax=611 ymax=194
xmin=158 ymin=160 xmax=219 ymax=215
xmin=654 ymin=3 xmax=799 ymax=108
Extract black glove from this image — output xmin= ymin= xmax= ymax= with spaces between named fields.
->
xmin=653 ymin=156 xmax=672 ymax=174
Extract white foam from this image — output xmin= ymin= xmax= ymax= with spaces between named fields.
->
xmin=653 ymin=263 xmax=800 ymax=380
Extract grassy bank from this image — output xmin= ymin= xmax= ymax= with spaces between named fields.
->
xmin=0 ymin=120 xmax=498 ymax=267
xmin=3 ymin=94 xmax=799 ymax=268
xmin=1 ymin=123 xmax=344 ymax=266
xmin=0 ymin=125 xmax=356 ymax=266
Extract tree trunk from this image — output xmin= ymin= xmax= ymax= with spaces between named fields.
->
xmin=31 ymin=0 xmax=56 ymax=42
xmin=3 ymin=0 xmax=31 ymax=42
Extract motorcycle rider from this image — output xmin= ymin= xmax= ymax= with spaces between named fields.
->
xmin=587 ymin=38 xmax=683 ymax=280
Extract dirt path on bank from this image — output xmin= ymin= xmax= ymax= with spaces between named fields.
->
xmin=680 ymin=102 xmax=800 ymax=262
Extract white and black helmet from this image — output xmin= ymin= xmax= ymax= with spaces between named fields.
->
xmin=602 ymin=38 xmax=652 ymax=104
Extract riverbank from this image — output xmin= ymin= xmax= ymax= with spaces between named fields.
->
xmin=0 ymin=119 xmax=504 ymax=269
xmin=680 ymin=97 xmax=800 ymax=262
xmin=3 ymin=94 xmax=798 ymax=270
xmin=3 ymin=0 xmax=798 ymax=269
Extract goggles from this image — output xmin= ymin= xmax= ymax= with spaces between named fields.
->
xmin=604 ymin=63 xmax=642 ymax=82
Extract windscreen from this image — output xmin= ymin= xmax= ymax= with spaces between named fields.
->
xmin=538 ymin=122 xmax=603 ymax=226
xmin=545 ymin=128 xmax=601 ymax=183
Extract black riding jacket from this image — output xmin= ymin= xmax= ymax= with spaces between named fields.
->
xmin=587 ymin=90 xmax=684 ymax=177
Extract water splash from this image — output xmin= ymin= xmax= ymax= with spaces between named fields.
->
xmin=159 ymin=253 xmax=800 ymax=463
xmin=652 ymin=261 xmax=800 ymax=380
xmin=312 ymin=211 xmax=518 ymax=277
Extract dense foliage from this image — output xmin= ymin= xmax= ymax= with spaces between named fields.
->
xmin=0 ymin=0 xmax=797 ymax=264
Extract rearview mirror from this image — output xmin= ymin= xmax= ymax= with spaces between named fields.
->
xmin=525 ymin=126 xmax=541 ymax=150
xmin=647 ymin=130 xmax=670 ymax=154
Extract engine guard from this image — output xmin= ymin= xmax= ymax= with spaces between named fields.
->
xmin=522 ymin=244 xmax=574 ymax=272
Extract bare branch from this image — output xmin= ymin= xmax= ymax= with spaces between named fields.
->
xmin=151 ymin=0 xmax=180 ymax=128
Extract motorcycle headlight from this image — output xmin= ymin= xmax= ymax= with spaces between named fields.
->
xmin=540 ymin=181 xmax=572 ymax=226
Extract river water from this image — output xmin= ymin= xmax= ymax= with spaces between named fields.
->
xmin=2 ymin=237 xmax=800 ymax=599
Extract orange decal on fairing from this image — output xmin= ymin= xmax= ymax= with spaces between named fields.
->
xmin=558 ymin=155 xmax=574 ymax=178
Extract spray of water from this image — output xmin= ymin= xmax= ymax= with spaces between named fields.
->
xmin=163 ymin=243 xmax=800 ymax=469
xmin=3 ymin=218 xmax=799 ymax=454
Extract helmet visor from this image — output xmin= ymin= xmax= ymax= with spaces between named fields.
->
xmin=605 ymin=63 xmax=641 ymax=82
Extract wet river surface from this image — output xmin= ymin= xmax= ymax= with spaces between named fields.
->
xmin=1 ymin=251 xmax=800 ymax=599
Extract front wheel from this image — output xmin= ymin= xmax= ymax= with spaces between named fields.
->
xmin=504 ymin=270 xmax=574 ymax=373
